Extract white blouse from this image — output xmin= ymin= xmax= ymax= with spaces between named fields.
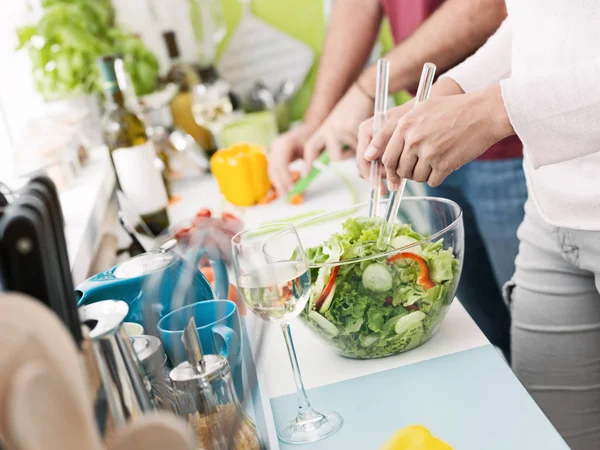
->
xmin=443 ymin=0 xmax=600 ymax=230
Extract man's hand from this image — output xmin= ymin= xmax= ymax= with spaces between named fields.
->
xmin=363 ymin=83 xmax=514 ymax=189
xmin=269 ymin=124 xmax=316 ymax=195
xmin=303 ymin=84 xmax=374 ymax=173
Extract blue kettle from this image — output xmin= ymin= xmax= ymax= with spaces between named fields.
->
xmin=76 ymin=247 xmax=228 ymax=332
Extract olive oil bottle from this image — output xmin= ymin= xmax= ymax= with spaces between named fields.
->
xmin=97 ymin=55 xmax=170 ymax=235
xmin=162 ymin=31 xmax=218 ymax=159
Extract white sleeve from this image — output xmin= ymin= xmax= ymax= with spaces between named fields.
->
xmin=501 ymin=58 xmax=600 ymax=168
xmin=440 ymin=18 xmax=512 ymax=93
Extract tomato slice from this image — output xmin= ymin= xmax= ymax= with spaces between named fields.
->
xmin=221 ymin=212 xmax=238 ymax=221
xmin=387 ymin=252 xmax=435 ymax=290
xmin=174 ymin=227 xmax=191 ymax=240
xmin=195 ymin=208 xmax=212 ymax=218
xmin=281 ymin=284 xmax=293 ymax=303
xmin=315 ymin=266 xmax=340 ymax=312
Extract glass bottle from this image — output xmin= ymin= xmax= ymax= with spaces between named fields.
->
xmin=97 ymin=55 xmax=170 ymax=235
xmin=162 ymin=30 xmax=218 ymax=159
xmin=114 ymin=59 xmax=174 ymax=201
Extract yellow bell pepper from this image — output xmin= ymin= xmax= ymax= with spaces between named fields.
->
xmin=210 ymin=144 xmax=272 ymax=206
xmin=380 ymin=425 xmax=453 ymax=450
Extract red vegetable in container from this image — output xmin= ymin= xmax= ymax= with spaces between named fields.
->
xmin=387 ymin=252 xmax=435 ymax=290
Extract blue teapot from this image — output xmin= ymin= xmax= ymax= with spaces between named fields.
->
xmin=76 ymin=247 xmax=228 ymax=332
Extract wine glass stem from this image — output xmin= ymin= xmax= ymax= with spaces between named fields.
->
xmin=280 ymin=323 xmax=313 ymax=418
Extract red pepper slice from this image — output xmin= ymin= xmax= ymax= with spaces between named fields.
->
xmin=315 ymin=266 xmax=340 ymax=312
xmin=387 ymin=252 xmax=435 ymax=290
xmin=195 ymin=208 xmax=212 ymax=218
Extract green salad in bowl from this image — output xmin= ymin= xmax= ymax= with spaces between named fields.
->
xmin=296 ymin=198 xmax=463 ymax=358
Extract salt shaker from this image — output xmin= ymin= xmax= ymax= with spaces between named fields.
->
xmin=170 ymin=318 xmax=263 ymax=450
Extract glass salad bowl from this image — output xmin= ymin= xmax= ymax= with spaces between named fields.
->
xmin=294 ymin=197 xmax=464 ymax=359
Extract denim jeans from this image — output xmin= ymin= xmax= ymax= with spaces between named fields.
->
xmin=424 ymin=158 xmax=527 ymax=360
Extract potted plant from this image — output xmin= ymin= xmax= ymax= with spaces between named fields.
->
xmin=16 ymin=0 xmax=160 ymax=146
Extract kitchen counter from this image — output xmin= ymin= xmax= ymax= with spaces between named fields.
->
xmin=170 ymin=159 xmax=568 ymax=450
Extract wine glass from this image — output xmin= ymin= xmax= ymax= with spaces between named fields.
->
xmin=191 ymin=81 xmax=234 ymax=132
xmin=232 ymin=224 xmax=343 ymax=444
xmin=186 ymin=0 xmax=227 ymax=66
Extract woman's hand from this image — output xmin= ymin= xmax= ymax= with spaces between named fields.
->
xmin=355 ymin=76 xmax=465 ymax=181
xmin=361 ymin=83 xmax=514 ymax=189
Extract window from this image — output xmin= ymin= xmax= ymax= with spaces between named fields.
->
xmin=0 ymin=0 xmax=46 ymax=180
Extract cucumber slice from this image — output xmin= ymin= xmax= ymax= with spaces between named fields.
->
xmin=391 ymin=235 xmax=422 ymax=254
xmin=360 ymin=334 xmax=379 ymax=348
xmin=362 ymin=263 xmax=393 ymax=292
xmin=308 ymin=311 xmax=339 ymax=337
xmin=319 ymin=283 xmax=337 ymax=314
xmin=395 ymin=311 xmax=426 ymax=335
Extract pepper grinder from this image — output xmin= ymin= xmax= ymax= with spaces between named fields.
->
xmin=170 ymin=318 xmax=262 ymax=450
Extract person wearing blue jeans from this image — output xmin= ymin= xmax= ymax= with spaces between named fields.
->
xmin=269 ymin=0 xmax=525 ymax=360
xmin=424 ymin=156 xmax=527 ymax=362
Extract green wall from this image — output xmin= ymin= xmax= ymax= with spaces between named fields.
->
xmin=217 ymin=0 xmax=409 ymax=121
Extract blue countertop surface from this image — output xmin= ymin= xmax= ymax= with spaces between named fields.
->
xmin=271 ymin=345 xmax=569 ymax=450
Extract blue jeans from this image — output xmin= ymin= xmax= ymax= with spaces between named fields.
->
xmin=424 ymin=158 xmax=527 ymax=361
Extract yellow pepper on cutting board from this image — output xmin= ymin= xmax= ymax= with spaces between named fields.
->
xmin=380 ymin=425 xmax=453 ymax=450
xmin=210 ymin=144 xmax=272 ymax=206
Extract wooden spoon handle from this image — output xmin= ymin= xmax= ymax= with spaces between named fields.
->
xmin=108 ymin=413 xmax=195 ymax=450
xmin=6 ymin=360 xmax=103 ymax=450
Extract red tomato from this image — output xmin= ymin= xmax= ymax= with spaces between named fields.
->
xmin=195 ymin=208 xmax=212 ymax=218
xmin=221 ymin=212 xmax=238 ymax=221
xmin=175 ymin=227 xmax=191 ymax=240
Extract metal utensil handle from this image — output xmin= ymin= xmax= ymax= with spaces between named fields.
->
xmin=182 ymin=317 xmax=206 ymax=373
xmin=368 ymin=58 xmax=390 ymax=218
xmin=377 ymin=63 xmax=436 ymax=248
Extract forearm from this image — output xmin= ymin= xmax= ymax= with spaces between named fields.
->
xmin=304 ymin=0 xmax=383 ymax=126
xmin=358 ymin=0 xmax=507 ymax=96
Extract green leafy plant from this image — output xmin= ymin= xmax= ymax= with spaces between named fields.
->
xmin=17 ymin=0 xmax=159 ymax=100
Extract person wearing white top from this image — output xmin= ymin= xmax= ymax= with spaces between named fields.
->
xmin=356 ymin=0 xmax=600 ymax=447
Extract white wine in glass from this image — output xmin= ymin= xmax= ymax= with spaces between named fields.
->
xmin=232 ymin=224 xmax=343 ymax=444
xmin=238 ymin=260 xmax=310 ymax=323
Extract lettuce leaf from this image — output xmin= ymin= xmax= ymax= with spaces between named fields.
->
xmin=303 ymin=217 xmax=459 ymax=358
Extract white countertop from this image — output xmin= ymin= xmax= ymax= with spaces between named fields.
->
xmin=247 ymin=301 xmax=488 ymax=399
xmin=169 ymin=158 xmax=490 ymax=399
xmin=61 ymin=149 xmax=115 ymax=285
